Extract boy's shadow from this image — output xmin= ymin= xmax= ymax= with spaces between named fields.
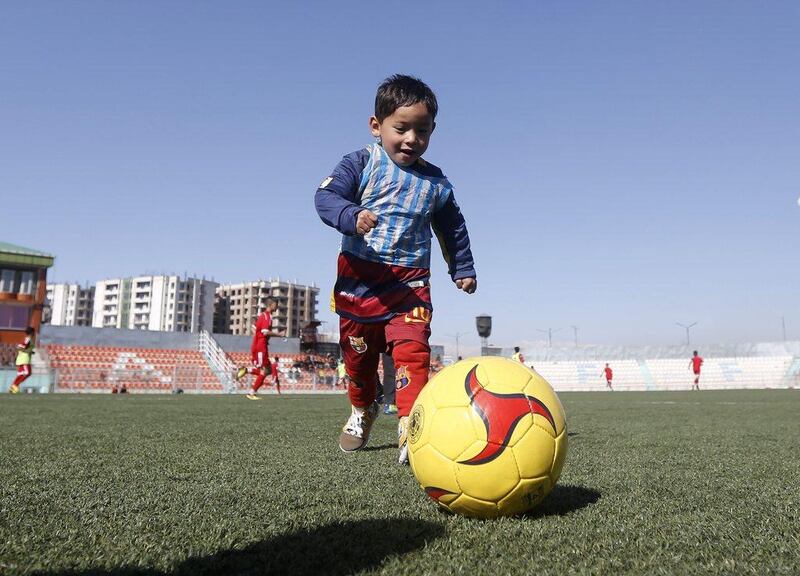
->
xmin=37 ymin=518 xmax=445 ymax=576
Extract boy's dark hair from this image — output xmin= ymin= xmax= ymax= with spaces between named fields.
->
xmin=375 ymin=75 xmax=438 ymax=122
xmin=25 ymin=327 xmax=35 ymax=336
xmin=514 ymin=347 xmax=520 ymax=353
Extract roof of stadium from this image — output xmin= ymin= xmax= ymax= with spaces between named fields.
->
xmin=0 ymin=242 xmax=55 ymax=267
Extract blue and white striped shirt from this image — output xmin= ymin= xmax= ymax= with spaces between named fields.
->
xmin=343 ymin=143 xmax=451 ymax=268
xmin=315 ymin=143 xmax=476 ymax=280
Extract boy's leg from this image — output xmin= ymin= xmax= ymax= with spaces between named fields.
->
xmin=390 ymin=339 xmax=431 ymax=416
xmin=340 ymin=318 xmax=384 ymax=408
xmin=387 ymin=309 xmax=432 ymax=464
xmin=387 ymin=310 xmax=432 ymax=417
xmin=246 ymin=354 xmax=268 ymax=399
xmin=252 ymin=370 xmax=266 ymax=393
xmin=12 ymin=365 xmax=31 ymax=391
xmin=338 ymin=318 xmax=385 ymax=451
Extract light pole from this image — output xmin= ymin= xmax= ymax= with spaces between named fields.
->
xmin=537 ymin=327 xmax=561 ymax=348
xmin=781 ymin=316 xmax=786 ymax=341
xmin=676 ymin=321 xmax=697 ymax=346
xmin=447 ymin=332 xmax=467 ymax=359
xmin=570 ymin=325 xmax=579 ymax=347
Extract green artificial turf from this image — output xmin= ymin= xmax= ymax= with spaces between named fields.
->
xmin=1 ymin=391 xmax=798 ymax=575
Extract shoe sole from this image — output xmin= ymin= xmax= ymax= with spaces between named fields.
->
xmin=339 ymin=405 xmax=379 ymax=452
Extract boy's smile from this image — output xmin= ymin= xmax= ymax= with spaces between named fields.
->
xmin=369 ymin=102 xmax=436 ymax=167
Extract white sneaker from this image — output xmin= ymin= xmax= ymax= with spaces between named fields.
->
xmin=398 ymin=416 xmax=409 ymax=465
xmin=339 ymin=403 xmax=380 ymax=452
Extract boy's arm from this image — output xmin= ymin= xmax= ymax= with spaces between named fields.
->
xmin=432 ymin=194 xmax=476 ymax=283
xmin=314 ymin=150 xmax=370 ymax=236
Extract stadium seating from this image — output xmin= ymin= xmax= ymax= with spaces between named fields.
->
xmin=227 ymin=352 xmax=338 ymax=391
xmin=0 ymin=343 xmax=16 ymax=366
xmin=530 ymin=356 xmax=796 ymax=392
xmin=45 ymin=344 xmax=221 ymax=392
xmin=40 ymin=340 xmax=800 ymax=394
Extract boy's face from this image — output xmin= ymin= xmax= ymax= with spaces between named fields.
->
xmin=370 ymin=102 xmax=435 ymax=167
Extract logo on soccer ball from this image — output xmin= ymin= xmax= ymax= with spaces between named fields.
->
xmin=461 ymin=365 xmax=556 ymax=465
xmin=395 ymin=365 xmax=410 ymax=390
xmin=348 ymin=336 xmax=368 ymax=354
xmin=409 ymin=404 xmax=424 ymax=445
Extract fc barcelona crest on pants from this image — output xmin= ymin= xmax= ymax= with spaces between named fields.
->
xmin=396 ymin=365 xmax=411 ymax=390
xmin=348 ymin=336 xmax=368 ymax=354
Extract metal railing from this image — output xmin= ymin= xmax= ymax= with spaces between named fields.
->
xmin=197 ymin=330 xmax=237 ymax=392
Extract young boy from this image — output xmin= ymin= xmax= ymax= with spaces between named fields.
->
xmin=315 ymin=74 xmax=477 ymax=464
xmin=10 ymin=327 xmax=35 ymax=394
xmin=235 ymin=297 xmax=285 ymax=400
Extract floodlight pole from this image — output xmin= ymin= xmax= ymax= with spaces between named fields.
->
xmin=447 ymin=332 xmax=466 ymax=359
xmin=537 ymin=327 xmax=561 ymax=348
xmin=781 ymin=316 xmax=786 ymax=342
xmin=676 ymin=321 xmax=698 ymax=346
xmin=570 ymin=325 xmax=579 ymax=347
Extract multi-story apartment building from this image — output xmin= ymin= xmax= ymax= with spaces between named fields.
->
xmin=92 ymin=275 xmax=218 ymax=333
xmin=45 ymin=283 xmax=95 ymax=326
xmin=214 ymin=279 xmax=319 ymax=338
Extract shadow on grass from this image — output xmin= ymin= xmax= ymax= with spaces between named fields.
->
xmin=35 ymin=518 xmax=444 ymax=576
xmin=362 ymin=442 xmax=396 ymax=452
xmin=525 ymin=483 xmax=601 ymax=518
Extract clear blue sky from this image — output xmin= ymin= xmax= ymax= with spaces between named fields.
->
xmin=2 ymin=1 xmax=798 ymax=353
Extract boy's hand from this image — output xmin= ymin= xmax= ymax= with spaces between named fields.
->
xmin=455 ymin=277 xmax=477 ymax=294
xmin=356 ymin=210 xmax=378 ymax=235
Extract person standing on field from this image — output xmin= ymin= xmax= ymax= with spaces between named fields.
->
xmin=689 ymin=350 xmax=703 ymax=390
xmin=9 ymin=327 xmax=35 ymax=394
xmin=315 ymin=74 xmax=477 ymax=464
xmin=235 ymin=297 xmax=285 ymax=399
xmin=602 ymin=363 xmax=613 ymax=391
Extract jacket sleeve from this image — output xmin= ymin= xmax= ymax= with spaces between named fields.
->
xmin=314 ymin=150 xmax=369 ymax=236
xmin=432 ymin=192 xmax=476 ymax=281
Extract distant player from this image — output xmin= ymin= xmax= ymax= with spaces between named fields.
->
xmin=235 ymin=297 xmax=285 ymax=400
xmin=272 ymin=356 xmax=282 ymax=395
xmin=602 ymin=363 xmax=613 ymax=390
xmin=315 ymin=74 xmax=477 ymax=463
xmin=10 ymin=327 xmax=35 ymax=394
xmin=511 ymin=346 xmax=525 ymax=363
xmin=689 ymin=350 xmax=703 ymax=390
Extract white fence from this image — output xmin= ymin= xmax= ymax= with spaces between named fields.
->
xmin=532 ymin=356 xmax=797 ymax=392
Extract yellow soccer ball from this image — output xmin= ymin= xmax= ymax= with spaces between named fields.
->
xmin=408 ymin=356 xmax=567 ymax=518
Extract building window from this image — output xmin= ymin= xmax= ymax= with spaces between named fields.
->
xmin=0 ymin=270 xmax=16 ymax=293
xmin=0 ymin=304 xmax=30 ymax=329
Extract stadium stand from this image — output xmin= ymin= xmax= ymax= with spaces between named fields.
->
xmin=0 ymin=342 xmax=15 ymax=366
xmin=22 ymin=325 xmax=800 ymax=394
xmin=526 ymin=350 xmax=798 ymax=392
xmin=46 ymin=344 xmax=221 ymax=392
xmin=227 ymin=352 xmax=338 ymax=392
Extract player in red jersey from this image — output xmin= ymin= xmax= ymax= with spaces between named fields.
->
xmin=235 ymin=297 xmax=285 ymax=400
xmin=272 ymin=356 xmax=282 ymax=395
xmin=602 ymin=363 xmax=613 ymax=391
xmin=689 ymin=350 xmax=703 ymax=390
